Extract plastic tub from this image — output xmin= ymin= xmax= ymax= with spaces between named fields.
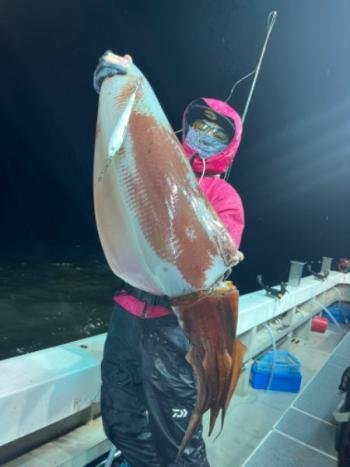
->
xmin=250 ymin=350 xmax=302 ymax=393
xmin=322 ymin=303 xmax=350 ymax=324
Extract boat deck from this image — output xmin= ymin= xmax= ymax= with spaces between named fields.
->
xmin=242 ymin=328 xmax=350 ymax=466
xmin=203 ymin=324 xmax=349 ymax=467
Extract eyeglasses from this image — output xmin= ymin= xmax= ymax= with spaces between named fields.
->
xmin=192 ymin=119 xmax=229 ymax=143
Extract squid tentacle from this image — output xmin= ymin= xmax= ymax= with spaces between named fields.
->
xmin=172 ymin=281 xmax=246 ymax=458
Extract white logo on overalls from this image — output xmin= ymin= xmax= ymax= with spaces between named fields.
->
xmin=172 ymin=408 xmax=188 ymax=418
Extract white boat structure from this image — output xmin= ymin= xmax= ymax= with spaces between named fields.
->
xmin=1 ymin=261 xmax=349 ymax=466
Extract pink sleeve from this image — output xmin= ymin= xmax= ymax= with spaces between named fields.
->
xmin=207 ymin=180 xmax=245 ymax=249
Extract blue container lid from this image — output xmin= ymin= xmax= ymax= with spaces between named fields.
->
xmin=253 ymin=350 xmax=301 ymax=374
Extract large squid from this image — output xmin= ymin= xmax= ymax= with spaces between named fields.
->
xmin=93 ymin=54 xmax=246 ymax=455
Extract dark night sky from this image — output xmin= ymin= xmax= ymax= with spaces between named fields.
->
xmin=1 ymin=0 xmax=350 ymax=293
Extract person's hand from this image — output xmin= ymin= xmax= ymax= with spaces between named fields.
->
xmin=232 ymin=250 xmax=244 ymax=266
xmin=93 ymin=50 xmax=133 ymax=94
xmin=104 ymin=51 xmax=133 ymax=68
xmin=237 ymin=250 xmax=244 ymax=262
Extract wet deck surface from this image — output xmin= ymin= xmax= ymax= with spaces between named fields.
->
xmin=243 ymin=331 xmax=350 ymax=466
xmin=203 ymin=322 xmax=349 ymax=467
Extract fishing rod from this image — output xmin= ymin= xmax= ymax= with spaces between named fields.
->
xmin=224 ymin=10 xmax=277 ymax=181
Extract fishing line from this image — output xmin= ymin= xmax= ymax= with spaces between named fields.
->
xmin=224 ymin=10 xmax=277 ymax=181
xmin=224 ymin=69 xmax=256 ymax=104
xmin=312 ymin=298 xmax=341 ymax=330
xmin=230 ymin=322 xmax=278 ymax=413
xmin=262 ymin=322 xmax=277 ymax=391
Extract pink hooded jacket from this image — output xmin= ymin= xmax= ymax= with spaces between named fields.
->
xmin=114 ymin=98 xmax=244 ymax=318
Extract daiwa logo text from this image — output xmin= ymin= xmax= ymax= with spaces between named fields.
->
xmin=172 ymin=408 xmax=188 ymax=418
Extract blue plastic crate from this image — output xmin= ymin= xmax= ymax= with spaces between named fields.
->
xmin=322 ymin=303 xmax=350 ymax=324
xmin=250 ymin=350 xmax=302 ymax=393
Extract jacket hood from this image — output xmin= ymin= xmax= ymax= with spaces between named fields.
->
xmin=182 ymin=97 xmax=242 ymax=175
